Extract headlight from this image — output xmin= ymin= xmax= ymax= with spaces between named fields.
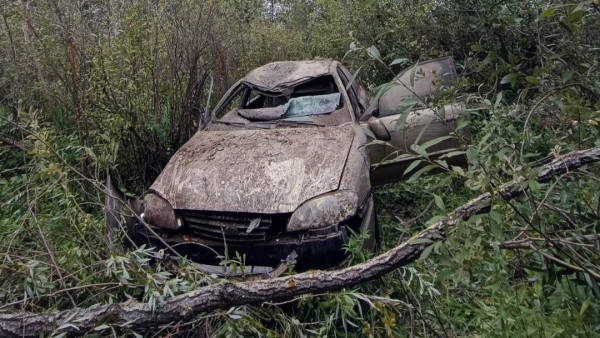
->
xmin=142 ymin=193 xmax=182 ymax=229
xmin=286 ymin=191 xmax=358 ymax=232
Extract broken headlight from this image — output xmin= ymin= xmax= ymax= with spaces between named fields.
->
xmin=286 ymin=191 xmax=358 ymax=232
xmin=142 ymin=193 xmax=182 ymax=229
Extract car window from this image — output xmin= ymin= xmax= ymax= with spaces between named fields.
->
xmin=216 ymin=75 xmax=351 ymax=126
xmin=281 ymin=93 xmax=341 ymax=117
xmin=243 ymin=75 xmax=341 ymax=109
xmin=214 ymin=85 xmax=244 ymax=119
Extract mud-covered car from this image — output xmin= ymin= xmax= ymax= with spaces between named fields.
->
xmin=107 ymin=58 xmax=468 ymax=273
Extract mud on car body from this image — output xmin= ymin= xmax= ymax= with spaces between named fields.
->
xmin=107 ymin=58 xmax=468 ymax=273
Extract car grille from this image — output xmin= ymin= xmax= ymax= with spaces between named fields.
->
xmin=177 ymin=210 xmax=288 ymax=243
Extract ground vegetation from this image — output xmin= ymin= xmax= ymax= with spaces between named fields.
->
xmin=1 ymin=0 xmax=599 ymax=336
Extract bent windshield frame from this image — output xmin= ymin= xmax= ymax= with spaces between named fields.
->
xmin=213 ymin=75 xmax=354 ymax=127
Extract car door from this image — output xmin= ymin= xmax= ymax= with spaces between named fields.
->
xmin=364 ymin=57 xmax=470 ymax=186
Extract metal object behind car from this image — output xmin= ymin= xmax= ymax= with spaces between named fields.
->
xmin=378 ymin=56 xmax=457 ymax=117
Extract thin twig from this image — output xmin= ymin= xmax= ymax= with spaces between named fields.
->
xmin=519 ymin=83 xmax=580 ymax=157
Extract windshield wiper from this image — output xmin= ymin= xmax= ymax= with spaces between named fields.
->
xmin=213 ymin=120 xmax=273 ymax=129
xmin=213 ymin=120 xmax=245 ymax=126
xmin=275 ymin=119 xmax=325 ymax=127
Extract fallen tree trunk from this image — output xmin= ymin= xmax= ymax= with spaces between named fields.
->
xmin=1 ymin=148 xmax=599 ymax=337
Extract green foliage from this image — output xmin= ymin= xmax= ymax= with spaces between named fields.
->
xmin=1 ymin=0 xmax=600 ymax=336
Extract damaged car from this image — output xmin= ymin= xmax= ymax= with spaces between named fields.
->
xmin=106 ymin=57 xmax=469 ymax=274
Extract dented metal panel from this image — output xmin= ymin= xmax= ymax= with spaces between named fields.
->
xmin=242 ymin=60 xmax=334 ymax=92
xmin=150 ymin=125 xmax=356 ymax=214
xmin=338 ymin=124 xmax=371 ymax=206
xmin=378 ymin=57 xmax=457 ymax=117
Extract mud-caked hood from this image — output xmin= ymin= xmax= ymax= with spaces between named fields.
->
xmin=150 ymin=125 xmax=355 ymax=213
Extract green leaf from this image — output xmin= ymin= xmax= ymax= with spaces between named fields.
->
xmin=419 ymin=244 xmax=434 ymax=260
xmin=83 ymin=146 xmax=96 ymax=159
xmin=494 ymin=91 xmax=503 ymax=108
xmin=500 ymin=73 xmax=519 ymax=88
xmin=466 ymin=147 xmax=479 ymax=165
xmin=521 ymin=87 xmax=530 ymax=100
xmin=441 ymin=150 xmax=466 ymax=159
xmin=372 ymin=82 xmax=397 ymax=104
xmin=489 ymin=210 xmax=504 ymax=239
xmin=426 ymin=215 xmax=446 ymax=225
xmin=346 ymin=65 xmax=363 ymax=90
xmin=508 ymin=51 xmax=516 ymax=65
xmin=451 ymin=165 xmax=465 ymax=176
xmin=561 ymin=71 xmax=574 ymax=82
xmin=390 ymin=58 xmax=408 ymax=66
xmin=434 ymin=159 xmax=448 ymax=169
xmin=481 ymin=51 xmax=501 ymax=67
xmin=433 ymin=194 xmax=445 ymax=211
xmin=403 ymin=159 xmax=423 ymax=176
xmin=584 ymin=273 xmax=600 ymax=297
xmin=94 ymin=324 xmax=111 ymax=331
xmin=437 ymin=104 xmax=446 ymax=119
xmin=421 ymin=135 xmax=453 ymax=150
xmin=367 ymin=45 xmax=381 ymax=60
xmin=410 ymin=61 xmax=419 ymax=86
xmin=528 ymin=179 xmax=541 ymax=194
xmin=455 ymin=119 xmax=469 ymax=132
xmin=435 ymin=269 xmax=454 ymax=282
xmin=406 ymin=164 xmax=437 ymax=183
xmin=540 ymin=7 xmax=556 ymax=18
xmin=408 ymin=237 xmax=433 ymax=245
xmin=413 ymin=119 xmax=433 ymax=145
xmin=470 ymin=44 xmax=484 ymax=51
xmin=410 ymin=144 xmax=429 ymax=159
xmin=525 ymin=76 xmax=540 ymax=85
xmin=568 ymin=10 xmax=585 ymax=24
xmin=580 ymin=298 xmax=590 ymax=316
xmin=362 ymin=125 xmax=376 ymax=140
xmin=394 ymin=109 xmax=411 ymax=131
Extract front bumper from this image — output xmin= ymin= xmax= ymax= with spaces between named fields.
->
xmin=129 ymin=223 xmax=349 ymax=271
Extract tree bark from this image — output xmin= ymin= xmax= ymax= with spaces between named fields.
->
xmin=1 ymin=148 xmax=598 ymax=337
xmin=0 ymin=136 xmax=28 ymax=152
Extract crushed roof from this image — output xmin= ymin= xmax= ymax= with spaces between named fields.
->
xmin=242 ymin=60 xmax=335 ymax=92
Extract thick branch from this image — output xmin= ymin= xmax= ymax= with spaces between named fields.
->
xmin=0 ymin=136 xmax=28 ymax=152
xmin=1 ymin=148 xmax=599 ymax=337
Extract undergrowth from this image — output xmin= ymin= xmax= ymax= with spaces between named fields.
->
xmin=1 ymin=0 xmax=600 ymax=336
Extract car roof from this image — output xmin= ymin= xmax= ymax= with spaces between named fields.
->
xmin=241 ymin=60 xmax=337 ymax=92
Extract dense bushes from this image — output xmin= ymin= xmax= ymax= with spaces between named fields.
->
xmin=1 ymin=0 xmax=599 ymax=336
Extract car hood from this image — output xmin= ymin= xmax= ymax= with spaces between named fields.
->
xmin=149 ymin=125 xmax=355 ymax=214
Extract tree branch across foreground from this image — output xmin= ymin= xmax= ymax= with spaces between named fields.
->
xmin=1 ymin=148 xmax=599 ymax=337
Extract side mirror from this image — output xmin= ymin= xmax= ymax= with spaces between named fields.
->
xmin=367 ymin=117 xmax=391 ymax=141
